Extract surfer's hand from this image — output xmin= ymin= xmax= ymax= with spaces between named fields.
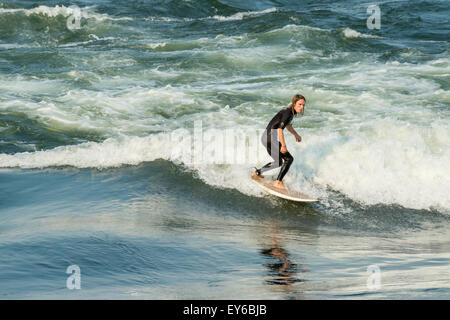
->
xmin=281 ymin=145 xmax=288 ymax=154
xmin=295 ymin=134 xmax=302 ymax=142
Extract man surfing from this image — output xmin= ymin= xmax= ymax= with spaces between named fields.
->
xmin=252 ymin=94 xmax=306 ymax=190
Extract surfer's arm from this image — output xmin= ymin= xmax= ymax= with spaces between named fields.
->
xmin=277 ymin=128 xmax=286 ymax=146
xmin=286 ymin=125 xmax=302 ymax=142
xmin=286 ymin=125 xmax=298 ymax=135
xmin=277 ymin=128 xmax=288 ymax=154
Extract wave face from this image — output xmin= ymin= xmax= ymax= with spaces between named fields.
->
xmin=0 ymin=0 xmax=449 ymax=212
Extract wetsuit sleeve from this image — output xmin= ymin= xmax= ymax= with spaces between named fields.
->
xmin=279 ymin=109 xmax=292 ymax=129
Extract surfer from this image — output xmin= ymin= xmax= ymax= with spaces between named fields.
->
xmin=252 ymin=94 xmax=305 ymax=190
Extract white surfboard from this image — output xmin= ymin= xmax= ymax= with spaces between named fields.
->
xmin=251 ymin=175 xmax=319 ymax=202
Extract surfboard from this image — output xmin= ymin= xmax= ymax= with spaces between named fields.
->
xmin=251 ymin=175 xmax=319 ymax=202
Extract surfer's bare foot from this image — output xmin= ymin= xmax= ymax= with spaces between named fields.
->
xmin=273 ymin=180 xmax=287 ymax=190
xmin=252 ymin=172 xmax=264 ymax=178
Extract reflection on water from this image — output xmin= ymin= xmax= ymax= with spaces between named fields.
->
xmin=259 ymin=221 xmax=308 ymax=298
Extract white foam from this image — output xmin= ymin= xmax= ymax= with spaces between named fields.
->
xmin=313 ymin=120 xmax=450 ymax=212
xmin=0 ymin=76 xmax=65 ymax=95
xmin=0 ymin=43 xmax=38 ymax=49
xmin=143 ymin=8 xmax=277 ymax=23
xmin=0 ymin=132 xmax=265 ymax=197
xmin=144 ymin=16 xmax=193 ymax=23
xmin=0 ymin=82 xmax=222 ymax=137
xmin=271 ymin=23 xmax=329 ymax=34
xmin=0 ymin=136 xmax=158 ymax=169
xmin=210 ymin=8 xmax=277 ymax=21
xmin=57 ymin=36 xmax=116 ymax=48
xmin=342 ymin=27 xmax=380 ymax=39
xmin=0 ymin=5 xmax=132 ymax=21
xmin=145 ymin=42 xmax=167 ymax=49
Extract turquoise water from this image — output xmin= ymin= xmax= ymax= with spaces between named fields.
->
xmin=0 ymin=0 xmax=449 ymax=299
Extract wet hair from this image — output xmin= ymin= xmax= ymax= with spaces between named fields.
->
xmin=288 ymin=94 xmax=306 ymax=116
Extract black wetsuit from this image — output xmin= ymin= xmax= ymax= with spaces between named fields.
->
xmin=256 ymin=107 xmax=297 ymax=181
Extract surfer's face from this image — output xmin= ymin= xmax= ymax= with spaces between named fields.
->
xmin=294 ymin=99 xmax=305 ymax=114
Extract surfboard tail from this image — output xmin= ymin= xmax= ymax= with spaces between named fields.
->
xmin=251 ymin=175 xmax=319 ymax=202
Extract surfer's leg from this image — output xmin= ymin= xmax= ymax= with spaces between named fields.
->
xmin=258 ymin=160 xmax=282 ymax=174
xmin=276 ymin=150 xmax=294 ymax=182
xmin=256 ymin=130 xmax=282 ymax=175
xmin=272 ymin=142 xmax=293 ymax=190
